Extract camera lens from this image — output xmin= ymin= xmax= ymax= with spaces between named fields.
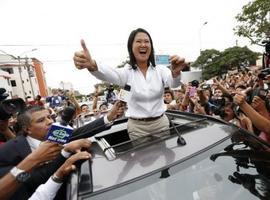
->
xmin=3 ymin=103 xmax=16 ymax=113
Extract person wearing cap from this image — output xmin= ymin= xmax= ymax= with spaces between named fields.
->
xmin=73 ymin=28 xmax=186 ymax=141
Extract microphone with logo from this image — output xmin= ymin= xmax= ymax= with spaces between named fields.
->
xmin=118 ymin=84 xmax=131 ymax=103
xmin=46 ymin=106 xmax=76 ymax=144
xmin=116 ymin=84 xmax=131 ymax=117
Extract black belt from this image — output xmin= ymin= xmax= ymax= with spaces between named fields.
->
xmin=129 ymin=114 xmax=164 ymax=122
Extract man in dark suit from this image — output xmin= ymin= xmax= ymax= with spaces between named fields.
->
xmin=0 ymin=106 xmax=91 ymax=199
xmin=0 ymin=101 xmax=125 ymax=199
xmin=0 ymin=141 xmax=62 ymax=200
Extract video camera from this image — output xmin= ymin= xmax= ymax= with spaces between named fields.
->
xmin=0 ymin=88 xmax=26 ymax=120
xmin=252 ymin=88 xmax=268 ymax=101
xmin=258 ymin=68 xmax=270 ymax=80
xmin=208 ymin=98 xmax=226 ymax=117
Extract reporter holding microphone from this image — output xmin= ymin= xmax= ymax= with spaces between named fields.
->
xmin=73 ymin=28 xmax=186 ymax=140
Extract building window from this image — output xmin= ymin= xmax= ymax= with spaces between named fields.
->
xmin=8 ymin=68 xmax=13 ymax=74
xmin=10 ymin=80 xmax=17 ymax=87
xmin=2 ymin=68 xmax=14 ymax=74
xmin=29 ymin=91 xmax=32 ymax=94
xmin=26 ymin=79 xmax=29 ymax=82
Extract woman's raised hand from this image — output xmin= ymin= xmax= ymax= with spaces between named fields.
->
xmin=170 ymin=55 xmax=186 ymax=78
xmin=73 ymin=39 xmax=98 ymax=71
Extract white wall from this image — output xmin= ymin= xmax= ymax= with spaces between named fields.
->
xmin=0 ymin=69 xmax=12 ymax=98
xmin=180 ymin=70 xmax=202 ymax=84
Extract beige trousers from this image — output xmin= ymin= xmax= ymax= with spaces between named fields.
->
xmin=128 ymin=114 xmax=170 ymax=141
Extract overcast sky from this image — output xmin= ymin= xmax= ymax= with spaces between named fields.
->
xmin=0 ymin=0 xmax=261 ymax=94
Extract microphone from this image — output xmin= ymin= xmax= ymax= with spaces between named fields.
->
xmin=118 ymin=84 xmax=131 ymax=103
xmin=46 ymin=106 xmax=76 ymax=144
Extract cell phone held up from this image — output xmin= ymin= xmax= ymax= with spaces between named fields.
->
xmin=188 ymin=87 xmax=197 ymax=98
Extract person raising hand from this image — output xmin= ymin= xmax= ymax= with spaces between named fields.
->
xmin=73 ymin=28 xmax=186 ymax=141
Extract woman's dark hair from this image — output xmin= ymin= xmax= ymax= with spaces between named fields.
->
xmin=15 ymin=106 xmax=46 ymax=136
xmin=127 ymin=28 xmax=156 ymax=69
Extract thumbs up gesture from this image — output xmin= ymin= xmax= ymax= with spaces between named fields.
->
xmin=73 ymin=39 xmax=98 ymax=71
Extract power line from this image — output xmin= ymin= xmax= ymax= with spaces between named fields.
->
xmin=0 ymin=43 xmax=126 ymax=47
xmin=0 ymin=44 xmax=76 ymax=47
xmin=0 ymin=42 xmax=191 ymax=47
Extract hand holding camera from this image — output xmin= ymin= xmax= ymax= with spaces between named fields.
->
xmin=233 ymin=93 xmax=247 ymax=106
xmin=0 ymin=88 xmax=26 ymax=121
xmin=251 ymin=96 xmax=268 ymax=113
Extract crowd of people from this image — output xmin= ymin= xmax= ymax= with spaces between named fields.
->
xmin=0 ymin=27 xmax=269 ymax=199
xmin=163 ymin=68 xmax=270 ymax=143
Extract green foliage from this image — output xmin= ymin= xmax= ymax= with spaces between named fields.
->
xmin=234 ymin=0 xmax=270 ymax=44
xmin=192 ymin=46 xmax=260 ymax=80
xmin=117 ymin=57 xmax=129 ymax=68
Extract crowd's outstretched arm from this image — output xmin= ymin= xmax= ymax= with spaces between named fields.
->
xmin=234 ymin=94 xmax=270 ymax=135
xmin=70 ymin=100 xmax=125 ymax=141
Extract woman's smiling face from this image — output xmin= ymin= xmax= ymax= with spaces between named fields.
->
xmin=132 ymin=32 xmax=151 ymax=65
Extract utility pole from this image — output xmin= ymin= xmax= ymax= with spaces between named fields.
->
xmin=17 ymin=56 xmax=27 ymax=99
xmin=25 ymin=57 xmax=35 ymax=97
xmin=19 ymin=48 xmax=37 ymax=99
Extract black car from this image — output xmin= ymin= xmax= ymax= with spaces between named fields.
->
xmin=68 ymin=110 xmax=270 ymax=200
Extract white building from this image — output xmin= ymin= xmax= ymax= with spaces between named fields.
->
xmin=59 ymin=81 xmax=73 ymax=91
xmin=0 ymin=54 xmax=39 ymax=99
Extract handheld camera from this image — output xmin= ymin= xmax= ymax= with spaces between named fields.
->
xmin=0 ymin=88 xmax=26 ymax=120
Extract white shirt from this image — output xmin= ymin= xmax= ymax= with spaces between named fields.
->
xmin=26 ymin=136 xmax=42 ymax=151
xmin=92 ymin=63 xmax=181 ymax=118
xmin=28 ymin=177 xmax=62 ymax=200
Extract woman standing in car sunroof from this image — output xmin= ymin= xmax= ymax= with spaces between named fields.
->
xmin=73 ymin=28 xmax=186 ymax=141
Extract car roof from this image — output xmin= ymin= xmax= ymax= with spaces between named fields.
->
xmin=69 ymin=111 xmax=270 ymax=200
